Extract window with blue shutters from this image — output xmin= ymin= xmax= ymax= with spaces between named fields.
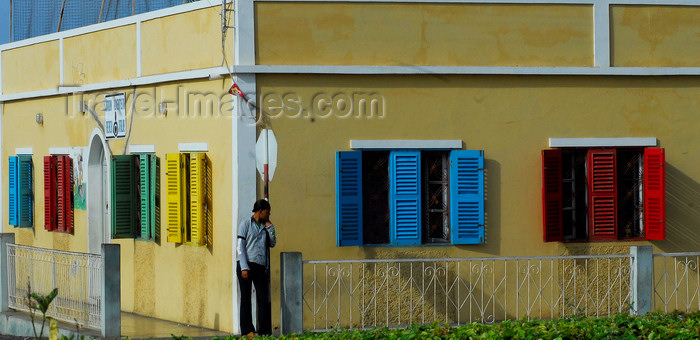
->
xmin=390 ymin=151 xmax=422 ymax=246
xmin=336 ymin=149 xmax=485 ymax=246
xmin=8 ymin=156 xmax=19 ymax=226
xmin=449 ymin=150 xmax=485 ymax=245
xmin=336 ymin=151 xmax=363 ymax=246
xmin=8 ymin=155 xmax=34 ymax=228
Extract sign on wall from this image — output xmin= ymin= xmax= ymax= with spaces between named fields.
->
xmin=104 ymin=93 xmax=126 ymax=139
xmin=70 ymin=146 xmax=88 ymax=210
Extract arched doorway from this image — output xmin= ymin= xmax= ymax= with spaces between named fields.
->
xmin=87 ymin=129 xmax=110 ymax=254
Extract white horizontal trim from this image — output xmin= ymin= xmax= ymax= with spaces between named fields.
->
xmin=15 ymin=148 xmax=33 ymax=155
xmin=351 ymin=140 xmax=462 ymax=149
xmin=128 ymin=145 xmax=156 ymax=154
xmin=7 ymin=65 xmax=700 ymax=102
xmin=611 ymin=0 xmax=700 ymax=4
xmin=0 ymin=1 xmax=218 ymax=52
xmin=236 ymin=65 xmax=700 ymax=76
xmin=256 ymin=0 xmax=700 ymax=4
xmin=179 ymin=143 xmax=209 ymax=152
xmin=1 ymin=66 xmax=228 ymax=102
xmin=49 ymin=147 xmax=71 ymax=155
xmin=258 ymin=0 xmax=593 ymax=2
xmin=549 ymin=137 xmax=657 ymax=147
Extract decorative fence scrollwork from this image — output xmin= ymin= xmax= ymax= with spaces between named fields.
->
xmin=7 ymin=244 xmax=102 ymax=329
xmin=653 ymin=253 xmax=700 ymax=313
xmin=303 ymin=255 xmax=633 ymax=331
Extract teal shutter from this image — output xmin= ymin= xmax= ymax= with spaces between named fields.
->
xmin=336 ymin=151 xmax=363 ymax=246
xmin=8 ymin=156 xmax=19 ymax=226
xmin=18 ymin=156 xmax=33 ymax=228
xmin=111 ymin=155 xmax=138 ymax=238
xmin=137 ymin=154 xmax=159 ymax=241
xmin=139 ymin=154 xmax=151 ymax=240
xmin=390 ymin=151 xmax=421 ymax=246
xmin=449 ymin=150 xmax=485 ymax=244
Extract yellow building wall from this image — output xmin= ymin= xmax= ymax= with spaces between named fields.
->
xmin=63 ymin=25 xmax=137 ymax=86
xmin=2 ymin=78 xmax=235 ymax=332
xmin=611 ymin=5 xmax=700 ymax=67
xmin=141 ymin=7 xmax=233 ymax=76
xmin=256 ymin=3 xmax=593 ymax=66
xmin=1 ymin=97 xmax=89 ymax=251
xmin=257 ymin=73 xmax=700 ymax=326
xmin=2 ymin=7 xmax=230 ymax=95
xmin=2 ymin=41 xmax=60 ymax=94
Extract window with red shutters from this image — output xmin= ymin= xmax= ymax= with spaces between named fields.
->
xmin=644 ymin=148 xmax=665 ymax=240
xmin=56 ymin=155 xmax=73 ymax=233
xmin=588 ymin=149 xmax=618 ymax=241
xmin=44 ymin=156 xmax=57 ymax=231
xmin=542 ymin=147 xmax=665 ymax=242
xmin=542 ymin=149 xmax=563 ymax=242
xmin=44 ymin=155 xmax=74 ymax=233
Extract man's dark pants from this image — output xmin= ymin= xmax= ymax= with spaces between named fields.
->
xmin=237 ymin=261 xmax=271 ymax=335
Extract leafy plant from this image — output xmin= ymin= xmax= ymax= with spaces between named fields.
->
xmin=25 ymin=281 xmax=58 ymax=340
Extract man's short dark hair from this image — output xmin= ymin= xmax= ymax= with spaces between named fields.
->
xmin=252 ymin=199 xmax=271 ymax=212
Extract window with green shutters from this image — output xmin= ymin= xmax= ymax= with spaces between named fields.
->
xmin=111 ymin=154 xmax=160 ymax=241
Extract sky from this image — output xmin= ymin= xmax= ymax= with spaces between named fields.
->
xmin=0 ymin=0 xmax=8 ymax=45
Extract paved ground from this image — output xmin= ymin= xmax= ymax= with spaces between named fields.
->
xmin=121 ymin=312 xmax=232 ymax=339
xmin=0 ymin=311 xmax=233 ymax=340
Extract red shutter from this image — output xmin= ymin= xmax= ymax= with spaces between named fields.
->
xmin=644 ymin=148 xmax=665 ymax=240
xmin=56 ymin=155 xmax=73 ymax=233
xmin=542 ymin=149 xmax=563 ymax=242
xmin=44 ymin=156 xmax=57 ymax=231
xmin=588 ymin=149 xmax=617 ymax=240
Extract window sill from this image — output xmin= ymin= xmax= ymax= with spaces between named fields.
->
xmin=357 ymin=243 xmax=454 ymax=247
xmin=561 ymin=237 xmax=648 ymax=243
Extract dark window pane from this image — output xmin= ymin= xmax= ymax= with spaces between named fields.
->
xmin=422 ymin=151 xmax=449 ymax=243
xmin=617 ymin=149 xmax=643 ymax=238
xmin=363 ymin=151 xmax=390 ymax=244
xmin=562 ymin=150 xmax=588 ymax=240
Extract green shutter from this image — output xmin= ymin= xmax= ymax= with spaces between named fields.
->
xmin=136 ymin=154 xmax=160 ymax=242
xmin=154 ymin=156 xmax=161 ymax=243
xmin=18 ymin=156 xmax=33 ymax=228
xmin=111 ymin=155 xmax=138 ymax=238
xmin=139 ymin=154 xmax=151 ymax=240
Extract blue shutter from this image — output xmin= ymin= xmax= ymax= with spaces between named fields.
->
xmin=18 ymin=156 xmax=33 ymax=228
xmin=449 ymin=150 xmax=484 ymax=244
xmin=390 ymin=151 xmax=421 ymax=246
xmin=8 ymin=157 xmax=19 ymax=226
xmin=336 ymin=151 xmax=363 ymax=246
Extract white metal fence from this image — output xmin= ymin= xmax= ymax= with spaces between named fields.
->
xmin=303 ymin=254 xmax=633 ymax=331
xmin=653 ymin=252 xmax=700 ymax=313
xmin=7 ymin=244 xmax=102 ymax=329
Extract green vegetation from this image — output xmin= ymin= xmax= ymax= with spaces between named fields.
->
xmin=185 ymin=311 xmax=700 ymax=339
xmin=25 ymin=283 xmax=58 ymax=340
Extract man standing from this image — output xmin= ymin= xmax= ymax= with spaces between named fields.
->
xmin=237 ymin=199 xmax=277 ymax=337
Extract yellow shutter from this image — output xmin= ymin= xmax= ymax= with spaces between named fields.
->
xmin=205 ymin=154 xmax=213 ymax=247
xmin=190 ymin=153 xmax=207 ymax=246
xmin=166 ymin=153 xmax=185 ymax=243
